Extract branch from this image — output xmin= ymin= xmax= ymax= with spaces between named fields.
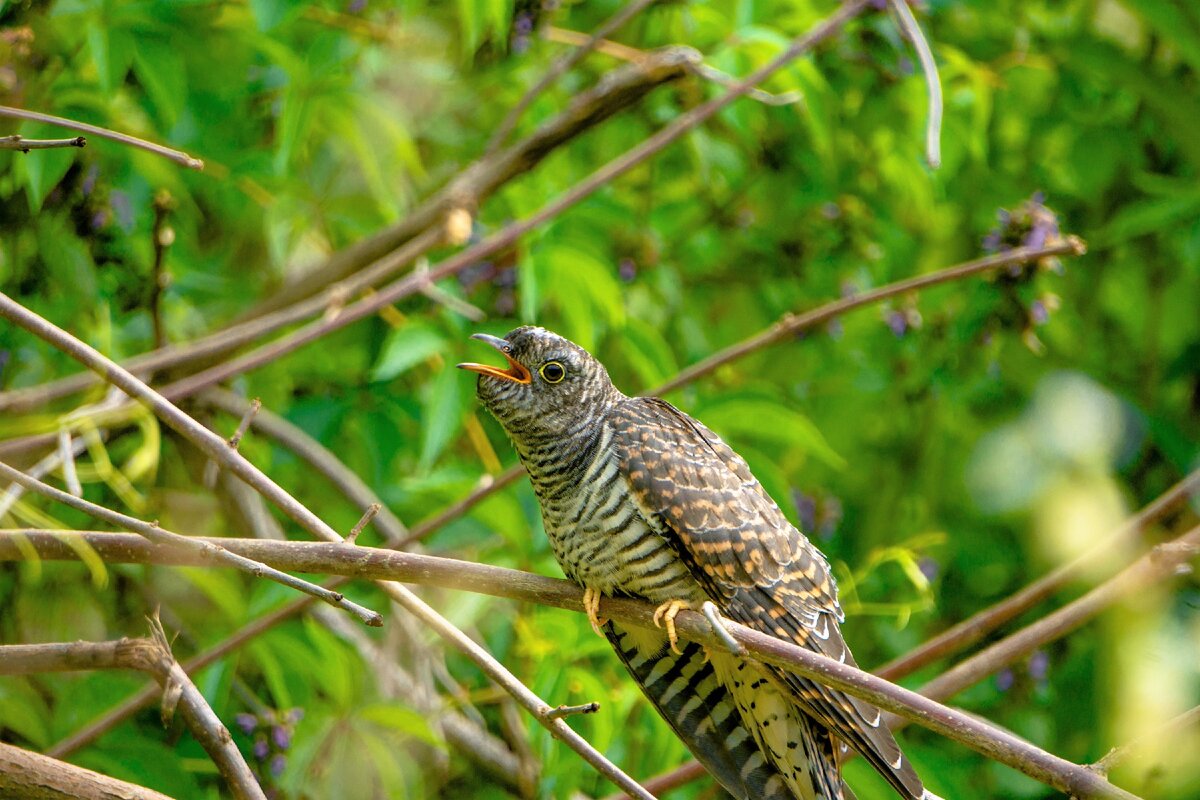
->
xmin=1093 ymin=704 xmax=1200 ymax=775
xmin=0 ymin=134 xmax=86 ymax=152
xmin=0 ymin=741 xmax=176 ymax=800
xmin=0 ymin=459 xmax=382 ymax=626
xmin=913 ymin=524 xmax=1200 ymax=709
xmin=0 ymin=106 xmax=203 ymax=169
xmin=200 ymin=388 xmax=409 ymax=545
xmin=486 ymin=0 xmax=661 ymax=153
xmin=0 ymin=293 xmax=655 ymax=795
xmin=877 ymin=465 xmax=1200 ymax=678
xmin=0 ymin=619 xmax=265 ymax=800
xmin=0 ymin=46 xmax=696 ymax=416
xmin=2 ymin=531 xmax=1139 ymax=800
xmin=652 ymin=236 xmax=1086 ymax=395
xmin=0 ymin=1 xmax=863 ymax=422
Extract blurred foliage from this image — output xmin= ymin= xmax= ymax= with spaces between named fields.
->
xmin=1 ymin=0 xmax=1199 ymax=799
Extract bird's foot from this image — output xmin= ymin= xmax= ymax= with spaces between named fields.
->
xmin=582 ymin=586 xmax=608 ymax=635
xmin=653 ymin=599 xmax=745 ymax=657
xmin=652 ymin=599 xmax=693 ymax=655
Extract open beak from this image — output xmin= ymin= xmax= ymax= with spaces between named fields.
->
xmin=456 ymin=333 xmax=532 ymax=384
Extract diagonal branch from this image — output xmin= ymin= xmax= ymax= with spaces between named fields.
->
xmin=2 ymin=530 xmax=1142 ymax=800
xmin=0 ymin=618 xmax=264 ymax=800
xmin=0 ymin=295 xmax=654 ymax=795
xmin=487 ymin=0 xmax=661 ymax=153
xmin=0 ymin=741 xmax=176 ymax=800
xmin=0 ymin=105 xmax=203 ymax=169
xmin=878 ymin=465 xmax=1200 ymax=679
xmin=0 ymin=459 xmax=381 ymax=625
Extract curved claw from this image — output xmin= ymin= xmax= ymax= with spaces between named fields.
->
xmin=582 ymin=587 xmax=608 ymax=635
xmin=652 ymin=599 xmax=691 ymax=655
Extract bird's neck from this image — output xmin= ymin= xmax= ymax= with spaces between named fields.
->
xmin=510 ymin=406 xmax=613 ymax=501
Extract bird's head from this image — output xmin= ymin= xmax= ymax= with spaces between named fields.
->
xmin=457 ymin=326 xmax=621 ymax=441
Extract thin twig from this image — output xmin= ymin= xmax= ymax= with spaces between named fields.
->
xmin=346 ymin=503 xmax=381 ymax=544
xmin=0 ymin=460 xmax=381 ymax=626
xmin=205 ymin=396 xmax=261 ymax=487
xmin=544 ymin=702 xmax=601 ymax=720
xmin=487 ymin=0 xmax=661 ymax=153
xmin=888 ymin=0 xmax=942 ymax=168
xmin=227 ymin=397 xmax=261 ymax=449
xmin=0 ymin=133 xmax=86 ymax=151
xmin=1093 ymin=705 xmax=1200 ymax=775
xmin=200 ymin=388 xmax=410 ymax=545
xmin=4 ymin=531 xmax=1139 ymax=800
xmin=0 ymin=106 xmax=203 ymax=169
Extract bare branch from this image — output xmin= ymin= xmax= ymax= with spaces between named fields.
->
xmin=1093 ymin=705 xmax=1200 ymax=775
xmin=0 ymin=741 xmax=175 ymax=800
xmin=3 ymin=531 xmax=1140 ymax=800
xmin=0 ymin=133 xmax=86 ymax=151
xmin=912 ymin=525 xmax=1200 ymax=710
xmin=652 ymin=236 xmax=1086 ymax=395
xmin=347 ymin=503 xmax=381 ymax=544
xmin=888 ymin=0 xmax=942 ymax=167
xmin=878 ymin=466 xmax=1200 ymax=679
xmin=544 ymin=702 xmax=601 ymax=720
xmin=0 ymin=620 xmax=265 ymax=800
xmin=487 ymin=0 xmax=661 ymax=153
xmin=0 ymin=460 xmax=382 ymax=626
xmin=0 ymin=106 xmax=203 ymax=168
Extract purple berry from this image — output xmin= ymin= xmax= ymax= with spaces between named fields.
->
xmin=994 ymin=668 xmax=1015 ymax=692
xmin=236 ymin=713 xmax=258 ymax=734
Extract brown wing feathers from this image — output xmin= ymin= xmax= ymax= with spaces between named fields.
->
xmin=612 ymin=396 xmax=927 ymax=800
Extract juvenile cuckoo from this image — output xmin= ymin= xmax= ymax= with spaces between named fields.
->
xmin=459 ymin=326 xmax=935 ymax=800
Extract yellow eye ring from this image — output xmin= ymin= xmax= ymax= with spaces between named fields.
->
xmin=539 ymin=361 xmax=566 ymax=384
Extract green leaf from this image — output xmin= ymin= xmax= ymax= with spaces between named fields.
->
xmin=359 ymin=703 xmax=445 ymax=748
xmin=18 ymin=128 xmax=77 ymax=213
xmin=131 ymin=37 xmax=187 ymax=129
xmin=371 ymin=323 xmax=447 ymax=382
xmin=419 ymin=365 xmax=465 ymax=469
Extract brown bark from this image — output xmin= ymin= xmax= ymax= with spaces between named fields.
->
xmin=0 ymin=741 xmax=176 ymax=800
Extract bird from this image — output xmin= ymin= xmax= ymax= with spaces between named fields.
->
xmin=459 ymin=326 xmax=936 ymax=800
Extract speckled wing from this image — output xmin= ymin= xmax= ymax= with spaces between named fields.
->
xmin=610 ymin=397 xmax=926 ymax=800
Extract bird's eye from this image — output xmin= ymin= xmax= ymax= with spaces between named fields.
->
xmin=539 ymin=361 xmax=566 ymax=384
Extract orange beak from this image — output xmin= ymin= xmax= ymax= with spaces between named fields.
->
xmin=456 ymin=333 xmax=532 ymax=384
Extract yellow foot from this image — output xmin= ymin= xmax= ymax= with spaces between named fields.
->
xmin=652 ymin=599 xmax=694 ymax=655
xmin=652 ymin=600 xmax=745 ymax=657
xmin=582 ymin=587 xmax=608 ymax=635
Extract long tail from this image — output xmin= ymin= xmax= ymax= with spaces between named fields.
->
xmin=605 ymin=622 xmax=799 ymax=799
